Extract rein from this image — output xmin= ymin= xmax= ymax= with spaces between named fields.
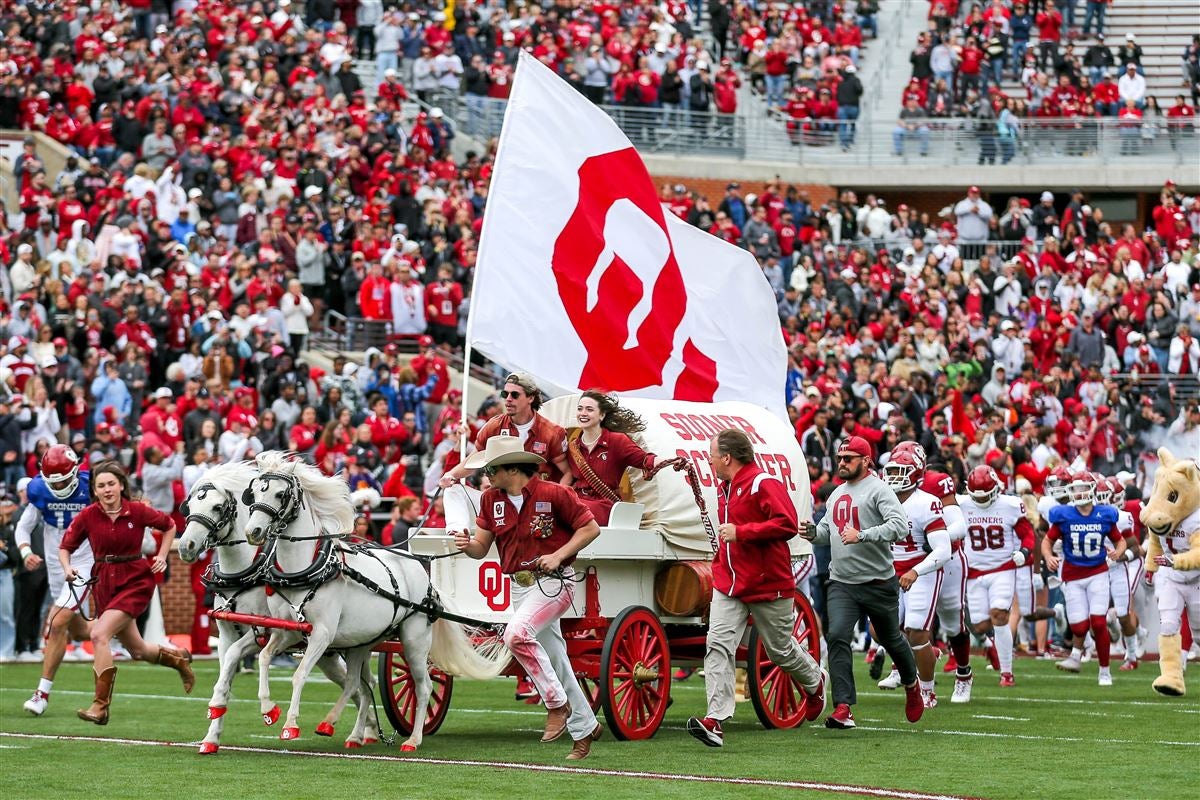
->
xmin=643 ymin=456 xmax=720 ymax=554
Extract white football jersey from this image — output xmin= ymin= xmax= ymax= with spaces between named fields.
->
xmin=1036 ymin=494 xmax=1067 ymax=525
xmin=958 ymin=494 xmax=1027 ymax=572
xmin=892 ymin=489 xmax=946 ymax=567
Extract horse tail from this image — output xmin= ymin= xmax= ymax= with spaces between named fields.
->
xmin=428 ymin=618 xmax=511 ymax=680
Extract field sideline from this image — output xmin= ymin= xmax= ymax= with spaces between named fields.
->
xmin=1 ymin=657 xmax=1196 ymax=800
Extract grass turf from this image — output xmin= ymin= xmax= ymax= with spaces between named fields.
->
xmin=1 ymin=655 xmax=1197 ymax=800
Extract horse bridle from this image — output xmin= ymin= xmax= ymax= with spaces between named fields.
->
xmin=182 ymin=482 xmax=243 ymax=550
xmin=242 ymin=471 xmax=305 ymax=540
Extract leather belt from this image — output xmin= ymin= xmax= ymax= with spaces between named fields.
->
xmin=99 ymin=554 xmax=142 ymax=563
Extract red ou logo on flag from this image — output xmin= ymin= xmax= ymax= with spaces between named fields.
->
xmin=551 ymin=148 xmax=717 ymax=400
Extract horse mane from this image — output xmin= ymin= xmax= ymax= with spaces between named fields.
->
xmin=254 ymin=450 xmax=355 ymax=535
xmin=201 ymin=460 xmax=259 ymax=498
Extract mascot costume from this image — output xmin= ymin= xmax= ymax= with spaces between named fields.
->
xmin=1141 ymin=448 xmax=1200 ymax=696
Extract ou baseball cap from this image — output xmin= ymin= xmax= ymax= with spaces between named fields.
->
xmin=837 ymin=436 xmax=873 ymax=461
xmin=418 ymin=334 xmax=434 ymax=348
xmin=154 ymin=387 xmax=173 ymax=399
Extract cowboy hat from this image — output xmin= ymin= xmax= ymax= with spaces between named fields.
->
xmin=462 ymin=436 xmax=545 ymax=471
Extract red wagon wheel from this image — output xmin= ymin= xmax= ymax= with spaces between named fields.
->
xmin=599 ymin=606 xmax=671 ymax=740
xmin=747 ymin=592 xmax=821 ymax=730
xmin=577 ymin=674 xmax=602 ymax=712
xmin=378 ymin=650 xmax=453 ymax=736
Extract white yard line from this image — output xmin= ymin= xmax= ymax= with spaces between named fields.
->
xmin=0 ymin=731 xmax=982 ymax=800
xmin=971 ymin=715 xmax=1030 ymax=722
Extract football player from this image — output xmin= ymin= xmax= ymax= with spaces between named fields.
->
xmin=960 ymin=466 xmax=1036 ymax=687
xmin=15 ymin=445 xmax=94 ymax=715
xmin=1044 ymin=473 xmax=1127 ymax=685
xmin=888 ymin=441 xmax=975 ymax=702
xmin=878 ymin=449 xmax=952 ymax=708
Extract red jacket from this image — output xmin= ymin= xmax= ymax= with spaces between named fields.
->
xmin=712 ymin=463 xmax=799 ymax=602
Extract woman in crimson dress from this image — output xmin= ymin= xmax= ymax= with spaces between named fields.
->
xmin=59 ymin=461 xmax=195 ymax=725
xmin=561 ymin=391 xmax=658 ymax=526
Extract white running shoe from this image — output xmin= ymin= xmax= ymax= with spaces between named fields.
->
xmin=23 ymin=690 xmax=48 ymax=715
xmin=1081 ymin=646 xmax=1095 ymax=663
xmin=1056 ymin=654 xmax=1082 ymax=673
xmin=950 ymin=675 xmax=974 ymax=704
xmin=877 ymin=669 xmax=902 ymax=690
xmin=111 ymin=642 xmax=131 ymax=661
xmin=921 ymin=689 xmax=938 ymax=709
xmin=1189 ymin=644 xmax=1200 ymax=663
xmin=1053 ymin=603 xmax=1067 ymax=635
xmin=17 ymin=651 xmax=41 ymax=663
xmin=62 ymin=647 xmax=82 ymax=662
xmin=1098 ymin=667 xmax=1113 ymax=687
xmin=73 ymin=646 xmax=94 ymax=662
xmin=1136 ymin=627 xmax=1148 ymax=659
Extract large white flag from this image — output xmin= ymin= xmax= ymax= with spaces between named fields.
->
xmin=470 ymin=52 xmax=787 ymax=417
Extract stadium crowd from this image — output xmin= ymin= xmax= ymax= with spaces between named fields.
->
xmin=891 ymin=2 xmax=1199 ymax=160
xmin=0 ymin=0 xmax=1198 ymax=672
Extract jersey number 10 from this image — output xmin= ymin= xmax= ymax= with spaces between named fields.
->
xmin=1067 ymin=529 xmax=1104 ymax=558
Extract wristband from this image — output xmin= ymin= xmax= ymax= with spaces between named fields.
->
xmin=18 ymin=544 xmax=32 ymax=558
xmin=1122 ymin=549 xmax=1136 ymax=562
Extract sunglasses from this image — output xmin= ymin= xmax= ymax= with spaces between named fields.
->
xmin=500 ymin=390 xmax=524 ymax=400
xmin=837 ymin=455 xmax=862 ymax=463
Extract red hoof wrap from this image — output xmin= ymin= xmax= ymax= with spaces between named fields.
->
xmin=315 ymin=721 xmax=335 ymax=736
xmin=280 ymin=726 xmax=301 ymax=741
xmin=362 ymin=737 xmax=379 ymax=746
xmin=207 ymin=706 xmax=227 ymax=720
xmin=400 ymin=744 xmax=417 ymax=752
xmin=344 ymin=740 xmax=362 ymax=749
xmin=263 ymin=705 xmax=281 ymax=726
xmin=198 ymin=742 xmax=219 ymax=755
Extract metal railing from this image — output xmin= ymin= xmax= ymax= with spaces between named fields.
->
xmin=433 ymin=91 xmax=1198 ymax=166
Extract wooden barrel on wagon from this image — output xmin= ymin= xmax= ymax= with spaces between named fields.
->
xmin=654 ymin=561 xmax=714 ymax=616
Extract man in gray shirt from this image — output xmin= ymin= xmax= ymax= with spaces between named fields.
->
xmin=803 ymin=436 xmax=923 ymax=729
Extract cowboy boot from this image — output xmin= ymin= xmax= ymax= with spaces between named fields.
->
xmin=158 ymin=646 xmax=196 ymax=694
xmin=77 ymin=667 xmax=117 ymax=725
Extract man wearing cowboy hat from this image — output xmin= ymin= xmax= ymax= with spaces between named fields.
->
xmin=452 ymin=436 xmax=603 ymax=760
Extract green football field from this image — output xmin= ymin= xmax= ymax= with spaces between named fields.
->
xmin=1 ymin=656 xmax=1196 ymax=800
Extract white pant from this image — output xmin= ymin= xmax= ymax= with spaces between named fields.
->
xmin=935 ymin=549 xmax=966 ymax=637
xmin=1063 ymin=571 xmax=1110 ymax=624
xmin=899 ymin=569 xmax=943 ymax=631
xmin=1014 ymin=563 xmax=1035 ymax=615
xmin=967 ymin=570 xmax=1016 ymax=623
xmin=1108 ymin=557 xmax=1144 ymax=617
xmin=47 ymin=557 xmax=94 ymax=611
xmin=503 ymin=573 xmax=597 ymax=741
xmin=1155 ymin=572 xmax=1200 ymax=637
xmin=792 ymin=556 xmax=815 ymax=599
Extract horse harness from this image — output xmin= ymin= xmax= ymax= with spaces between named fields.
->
xmin=185 ymin=482 xmax=273 ymax=602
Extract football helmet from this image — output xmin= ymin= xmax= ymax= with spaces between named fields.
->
xmin=1108 ymin=477 xmax=1126 ymax=507
xmin=966 ymin=465 xmax=1003 ymax=507
xmin=40 ymin=444 xmax=81 ymax=500
xmin=1044 ymin=466 xmax=1074 ymax=502
xmin=883 ymin=447 xmax=925 ymax=494
xmin=1094 ymin=476 xmax=1114 ymax=506
xmin=1067 ymin=471 xmax=1097 ymax=507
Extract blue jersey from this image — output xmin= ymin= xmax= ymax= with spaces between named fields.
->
xmin=1047 ymin=504 xmax=1119 ymax=569
xmin=27 ymin=472 xmax=91 ymax=532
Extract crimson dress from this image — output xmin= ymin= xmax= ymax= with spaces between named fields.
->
xmin=565 ymin=429 xmax=655 ymax=526
xmin=61 ymin=500 xmax=174 ymax=617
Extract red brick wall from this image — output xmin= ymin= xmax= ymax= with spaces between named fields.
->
xmin=162 ymin=552 xmax=194 ymax=634
xmin=651 ymin=174 xmax=837 ymax=208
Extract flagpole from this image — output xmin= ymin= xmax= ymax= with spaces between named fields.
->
xmin=459 ymin=53 xmax=529 ymax=460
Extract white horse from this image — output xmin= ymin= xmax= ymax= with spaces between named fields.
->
xmin=243 ymin=451 xmax=509 ymax=751
xmin=176 ymin=461 xmax=380 ymax=752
